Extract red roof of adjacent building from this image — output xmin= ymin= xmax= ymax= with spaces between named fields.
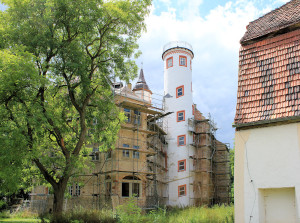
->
xmin=234 ymin=2 xmax=300 ymax=126
xmin=241 ymin=0 xmax=300 ymax=44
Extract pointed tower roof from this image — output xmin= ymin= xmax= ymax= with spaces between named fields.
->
xmin=133 ymin=69 xmax=152 ymax=93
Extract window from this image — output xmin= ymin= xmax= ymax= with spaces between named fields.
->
xmin=122 ymin=183 xmax=130 ymax=197
xmin=133 ymin=110 xmax=141 ymax=125
xmin=133 ymin=151 xmax=139 ymax=159
xmin=178 ymin=159 xmax=186 ymax=172
xmin=68 ymin=186 xmax=73 ymax=196
xmin=177 ymin=110 xmax=185 ymax=122
xmin=92 ymin=147 xmax=99 ymax=161
xmin=167 ymin=57 xmax=173 ymax=68
xmin=122 ymin=176 xmax=141 ymax=197
xmin=178 ymin=185 xmax=186 ymax=197
xmin=132 ymin=183 xmax=140 ymax=197
xmin=178 ymin=135 xmax=186 ymax=146
xmin=75 ymin=184 xmax=80 ymax=196
xmin=124 ymin=108 xmax=131 ymax=123
xmin=133 ymin=145 xmax=140 ymax=150
xmin=123 ymin=150 xmax=130 ymax=157
xmin=92 ymin=153 xmax=99 ymax=161
xmin=123 ymin=144 xmax=130 ymax=148
xmin=176 ymin=85 xmax=184 ymax=98
xmin=179 ymin=55 xmax=187 ymax=67
xmin=68 ymin=184 xmax=80 ymax=196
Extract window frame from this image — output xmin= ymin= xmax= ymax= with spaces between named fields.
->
xmin=133 ymin=110 xmax=141 ymax=125
xmin=177 ymin=110 xmax=185 ymax=122
xmin=178 ymin=159 xmax=186 ymax=172
xmin=178 ymin=184 xmax=186 ymax=197
xmin=179 ymin=55 xmax=187 ymax=67
xmin=133 ymin=151 xmax=140 ymax=159
xmin=124 ymin=108 xmax=131 ymax=123
xmin=122 ymin=176 xmax=142 ymax=198
xmin=177 ymin=135 xmax=186 ymax=146
xmin=167 ymin=57 xmax=173 ymax=69
xmin=123 ymin=150 xmax=130 ymax=157
xmin=176 ymin=85 xmax=184 ymax=98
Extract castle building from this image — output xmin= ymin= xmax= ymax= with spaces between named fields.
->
xmin=30 ymin=42 xmax=230 ymax=212
xmin=234 ymin=0 xmax=300 ymax=222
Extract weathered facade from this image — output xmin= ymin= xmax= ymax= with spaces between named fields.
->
xmin=234 ymin=0 xmax=300 ymax=222
xmin=30 ymin=43 xmax=231 ymax=212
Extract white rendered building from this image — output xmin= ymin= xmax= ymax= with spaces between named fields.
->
xmin=163 ymin=41 xmax=195 ymax=206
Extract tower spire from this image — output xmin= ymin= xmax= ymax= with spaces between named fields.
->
xmin=133 ymin=69 xmax=151 ymax=92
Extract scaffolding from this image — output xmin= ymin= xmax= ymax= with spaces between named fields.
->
xmin=189 ymin=111 xmax=230 ymax=206
xmin=88 ymin=84 xmax=169 ymax=210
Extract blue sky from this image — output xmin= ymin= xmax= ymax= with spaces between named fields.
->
xmin=0 ymin=0 xmax=290 ymax=147
xmin=136 ymin=0 xmax=290 ymax=147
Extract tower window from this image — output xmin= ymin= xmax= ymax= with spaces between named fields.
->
xmin=167 ymin=57 xmax=173 ymax=68
xmin=178 ymin=135 xmax=186 ymax=146
xmin=176 ymin=85 xmax=184 ymax=98
xmin=179 ymin=55 xmax=187 ymax=67
xmin=178 ymin=184 xmax=186 ymax=197
xmin=178 ymin=159 xmax=186 ymax=172
xmin=177 ymin=110 xmax=185 ymax=122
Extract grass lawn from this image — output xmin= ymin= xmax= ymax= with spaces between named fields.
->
xmin=0 ymin=218 xmax=41 ymax=222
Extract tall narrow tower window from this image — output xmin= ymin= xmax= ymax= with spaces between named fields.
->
xmin=177 ymin=135 xmax=186 ymax=146
xmin=176 ymin=85 xmax=184 ymax=98
xmin=178 ymin=184 xmax=186 ymax=197
xmin=179 ymin=55 xmax=187 ymax=67
xmin=177 ymin=110 xmax=185 ymax=122
xmin=167 ymin=57 xmax=173 ymax=68
xmin=178 ymin=159 xmax=186 ymax=171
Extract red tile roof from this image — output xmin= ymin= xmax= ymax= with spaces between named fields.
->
xmin=241 ymin=0 xmax=300 ymax=44
xmin=234 ymin=29 xmax=300 ymax=125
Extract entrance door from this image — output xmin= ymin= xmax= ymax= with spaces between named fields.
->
xmin=263 ymin=188 xmax=296 ymax=223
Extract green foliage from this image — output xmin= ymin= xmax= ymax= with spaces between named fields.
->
xmin=116 ymin=197 xmax=142 ymax=223
xmin=0 ymin=206 xmax=234 ymax=223
xmin=0 ymin=0 xmax=151 ymax=212
xmin=46 ymin=208 xmax=115 ymax=223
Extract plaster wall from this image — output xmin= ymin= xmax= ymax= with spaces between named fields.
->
xmin=163 ymin=46 xmax=194 ymax=206
xmin=235 ymin=123 xmax=300 ymax=223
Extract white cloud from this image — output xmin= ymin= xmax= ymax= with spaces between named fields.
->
xmin=136 ymin=0 xmax=268 ymax=146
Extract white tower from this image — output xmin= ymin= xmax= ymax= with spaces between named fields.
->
xmin=163 ymin=41 xmax=194 ymax=206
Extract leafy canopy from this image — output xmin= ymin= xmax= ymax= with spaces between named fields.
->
xmin=0 ymin=0 xmax=151 ymax=194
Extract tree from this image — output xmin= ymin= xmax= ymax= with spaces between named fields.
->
xmin=0 ymin=0 xmax=151 ymax=214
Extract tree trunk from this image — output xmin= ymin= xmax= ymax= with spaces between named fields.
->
xmin=53 ymin=183 xmax=67 ymax=215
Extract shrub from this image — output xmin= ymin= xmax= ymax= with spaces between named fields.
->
xmin=116 ymin=197 xmax=142 ymax=223
xmin=48 ymin=208 xmax=115 ymax=223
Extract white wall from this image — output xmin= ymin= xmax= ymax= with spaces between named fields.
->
xmin=235 ymin=123 xmax=300 ymax=223
xmin=163 ymin=45 xmax=194 ymax=206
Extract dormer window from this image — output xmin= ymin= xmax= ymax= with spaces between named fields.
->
xmin=167 ymin=57 xmax=173 ymax=69
xmin=179 ymin=55 xmax=187 ymax=67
